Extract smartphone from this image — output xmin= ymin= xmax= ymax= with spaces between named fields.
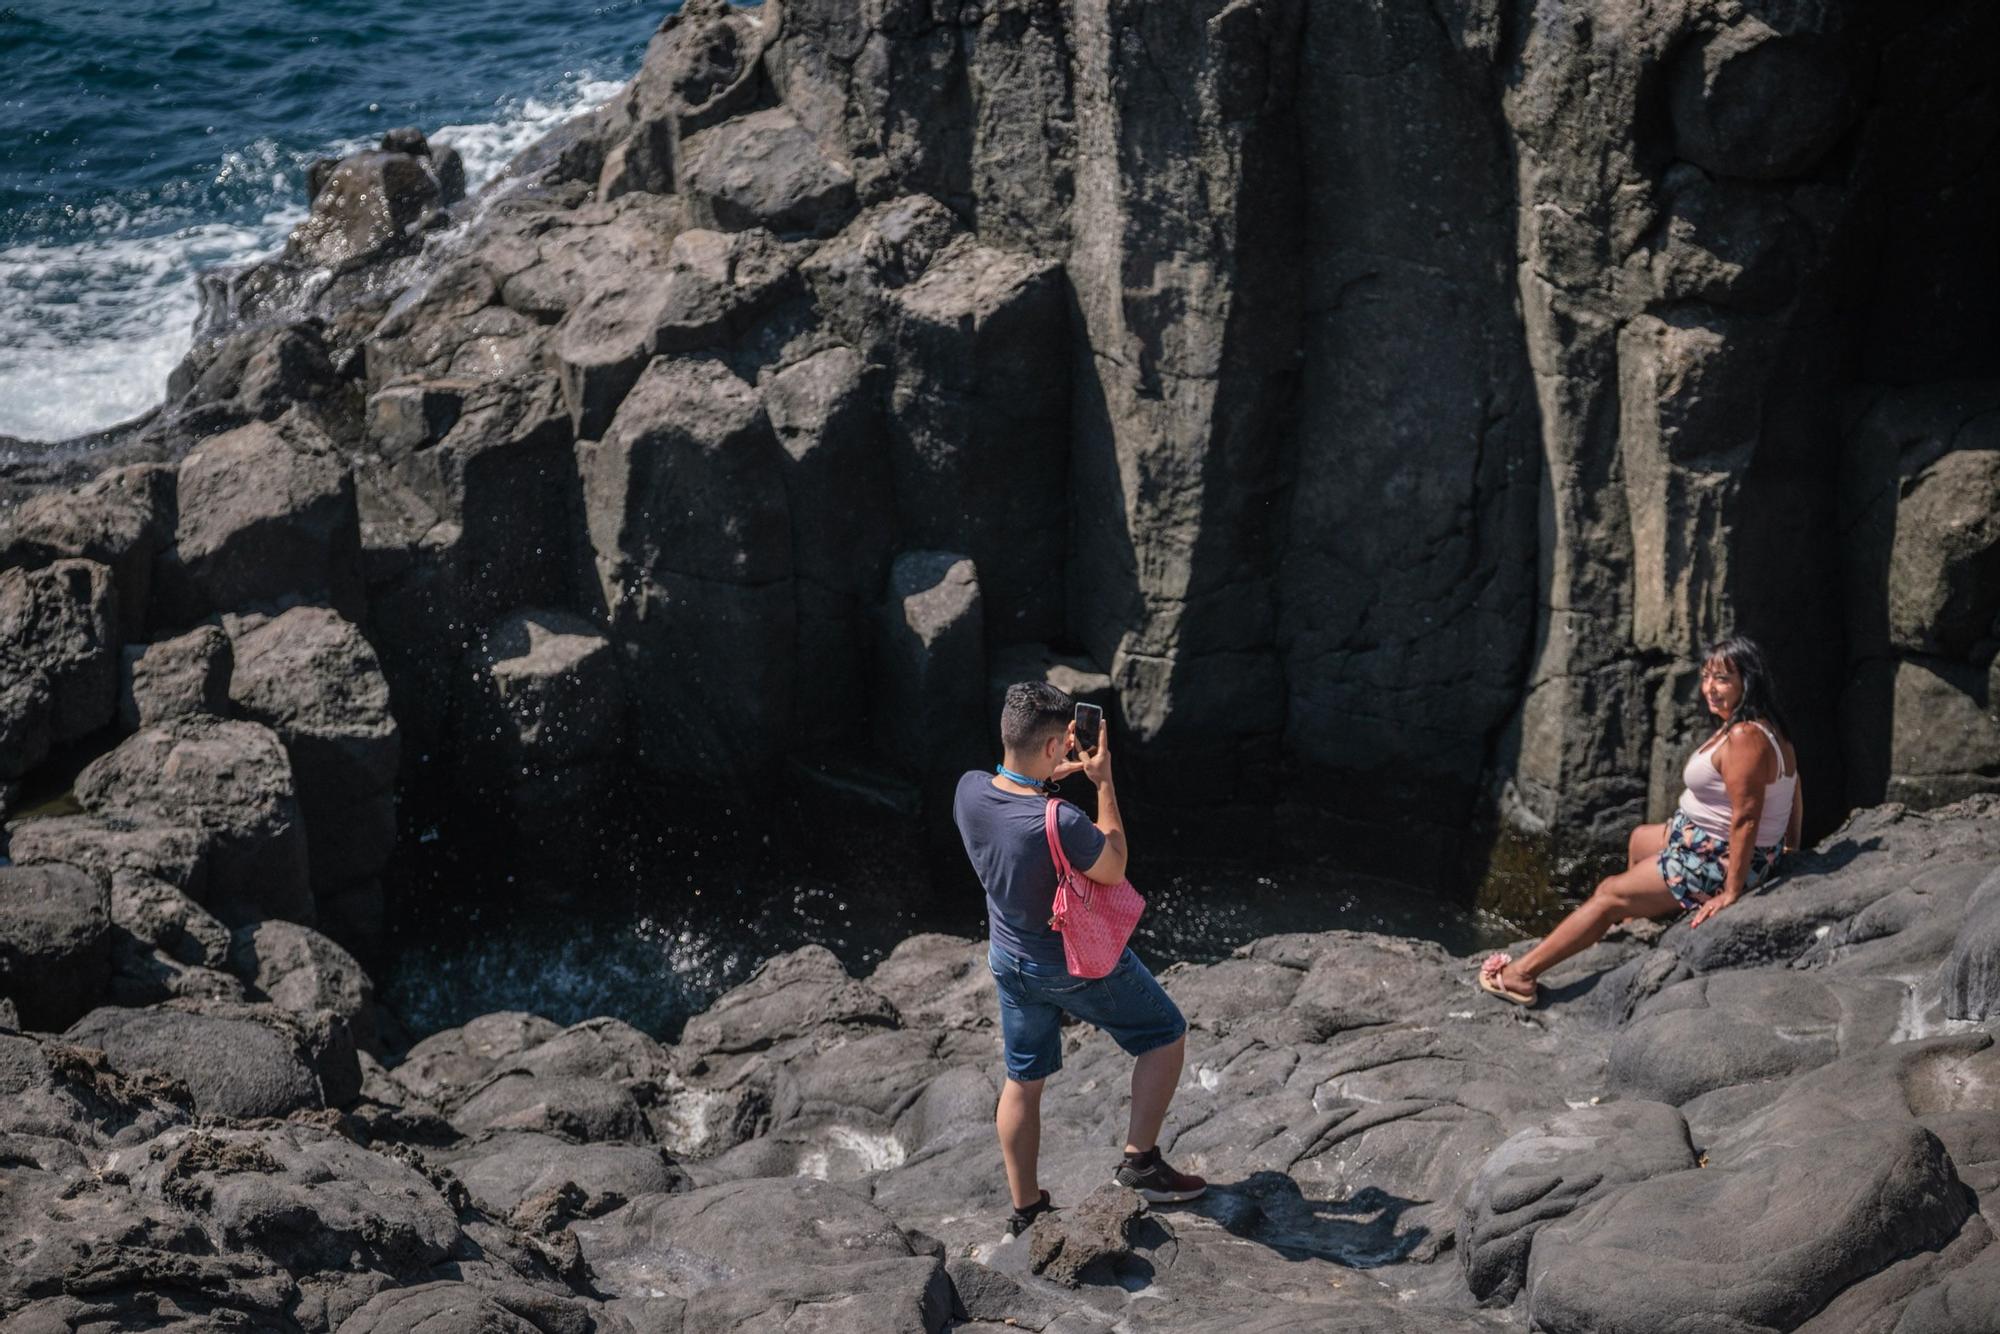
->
xmin=1074 ymin=703 xmax=1103 ymax=756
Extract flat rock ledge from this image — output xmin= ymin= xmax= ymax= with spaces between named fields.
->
xmin=5 ymin=794 xmax=2000 ymax=1332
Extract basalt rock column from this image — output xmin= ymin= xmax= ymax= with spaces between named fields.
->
xmin=1064 ymin=0 xmax=1305 ymax=783
xmin=1500 ymin=0 xmax=1877 ymax=841
xmin=577 ymin=354 xmax=795 ymax=784
xmin=1278 ymin=1 xmax=1539 ymax=863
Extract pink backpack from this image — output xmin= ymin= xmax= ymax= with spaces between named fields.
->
xmin=1043 ymin=798 xmax=1145 ymax=979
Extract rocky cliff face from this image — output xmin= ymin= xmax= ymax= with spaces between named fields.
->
xmin=3 ymin=0 xmax=1996 ymax=889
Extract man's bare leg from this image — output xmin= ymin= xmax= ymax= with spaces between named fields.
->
xmin=997 ymin=1076 xmax=1045 ymax=1209
xmin=1124 ymin=1035 xmax=1185 ymax=1155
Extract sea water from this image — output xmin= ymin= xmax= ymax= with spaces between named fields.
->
xmin=0 ymin=0 xmax=670 ymax=442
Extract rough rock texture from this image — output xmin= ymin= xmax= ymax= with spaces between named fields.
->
xmin=0 ymin=558 xmax=118 ymax=780
xmin=453 ymin=608 xmax=623 ymax=824
xmin=118 ymin=622 xmax=232 ymax=730
xmin=166 ymin=415 xmax=362 ymax=621
xmin=226 ymin=606 xmax=400 ymax=946
xmin=0 ymin=798 xmax=1996 ymax=1331
xmin=74 ymin=716 xmax=313 ymax=927
xmin=7 ymin=0 xmax=1994 ymax=880
xmin=0 ymin=864 xmax=111 ymax=1032
xmin=577 ymin=353 xmax=794 ymax=783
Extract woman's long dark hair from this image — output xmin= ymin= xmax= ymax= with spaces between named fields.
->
xmin=1702 ymin=635 xmax=1794 ymax=740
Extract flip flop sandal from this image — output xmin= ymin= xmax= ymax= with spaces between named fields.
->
xmin=1478 ymin=952 xmax=1538 ymax=1007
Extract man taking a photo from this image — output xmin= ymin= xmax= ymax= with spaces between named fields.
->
xmin=953 ymin=682 xmax=1205 ymax=1240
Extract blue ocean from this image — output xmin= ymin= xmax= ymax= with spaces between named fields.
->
xmin=0 ymin=0 xmax=674 ymax=442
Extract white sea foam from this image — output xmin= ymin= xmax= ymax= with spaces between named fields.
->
xmin=0 ymin=73 xmax=624 ymax=443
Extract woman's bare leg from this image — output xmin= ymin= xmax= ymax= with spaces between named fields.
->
xmin=1502 ymin=862 xmax=1683 ymax=994
xmin=1627 ymin=822 xmax=1668 ymax=869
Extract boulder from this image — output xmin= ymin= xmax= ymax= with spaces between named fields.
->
xmin=677 ymin=107 xmax=857 ymax=238
xmin=441 ymin=1129 xmax=687 ymax=1217
xmin=1027 ymin=1183 xmax=1149 ymax=1288
xmin=170 ymin=319 xmax=342 ymax=429
xmin=1889 ymin=445 xmax=2000 ymax=658
xmin=75 ymin=716 xmax=312 ymax=927
xmin=510 ymin=1015 xmax=674 ymax=1086
xmin=226 ymin=607 xmax=400 ymax=921
xmin=0 ymin=462 xmax=174 ymax=640
xmin=228 ymin=919 xmax=377 ymax=1049
xmin=0 ymin=1030 xmax=190 ymax=1147
xmin=1457 ymin=1100 xmax=1697 ymax=1304
xmin=677 ymin=945 xmax=899 ymax=1063
xmin=116 ymin=1124 xmax=463 ymax=1282
xmin=6 ymin=814 xmax=210 ymax=900
xmin=0 ymin=864 xmax=111 ymax=1031
xmin=578 ymin=354 xmax=795 ymax=781
xmin=600 ymin=0 xmax=771 ymax=202
xmin=554 ymin=226 xmax=798 ymax=439
xmin=486 ymin=191 xmax=683 ymax=323
xmin=1883 ymin=656 xmax=2000 ymax=809
xmin=0 ymin=558 xmax=119 ymax=778
xmin=1668 ymin=19 xmax=1856 ymax=180
xmin=390 ymin=1010 xmax=561 ymax=1112
xmin=875 ymin=552 xmax=985 ymax=784
xmin=169 ymin=416 xmax=361 ymax=619
xmin=449 ymin=1072 xmax=652 ymax=1144
xmin=109 ymin=872 xmax=231 ymax=970
xmin=1524 ymin=1122 xmax=1970 ymax=1333
xmin=287 ymin=148 xmax=452 ymax=271
xmin=65 ymin=1000 xmax=359 ymax=1117
xmin=117 ymin=623 xmax=232 ymax=730
xmin=361 ymin=369 xmax=577 ymax=771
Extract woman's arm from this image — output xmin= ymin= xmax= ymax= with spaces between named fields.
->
xmin=1691 ymin=726 xmax=1766 ymax=927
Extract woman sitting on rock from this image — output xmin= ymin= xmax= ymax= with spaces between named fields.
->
xmin=1479 ymin=635 xmax=1804 ymax=1006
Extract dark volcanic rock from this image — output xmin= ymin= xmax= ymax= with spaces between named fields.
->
xmin=118 ymin=622 xmax=232 ymax=730
xmin=450 ymin=1072 xmax=651 ymax=1144
xmin=0 ymin=461 xmax=173 ymax=641
xmin=454 ymin=608 xmax=624 ymax=820
xmin=7 ymin=813 xmax=210 ymax=900
xmin=391 ymin=1010 xmax=562 ymax=1113
xmin=1026 ymin=1183 xmax=1149 ymax=1287
xmin=678 ymin=106 xmax=857 ymax=238
xmin=441 ymin=1129 xmax=687 ymax=1217
xmin=226 ymin=606 xmax=399 ymax=939
xmin=0 ymin=558 xmax=118 ymax=779
xmin=577 ymin=353 xmax=794 ymax=782
xmin=75 ymin=715 xmax=313 ymax=927
xmin=66 ymin=1000 xmax=359 ymax=1117
xmin=0 ymin=864 xmax=111 ymax=1032
xmin=287 ymin=148 xmax=454 ymax=272
xmin=167 ymin=415 xmax=362 ymax=620
xmin=1457 ymin=1100 xmax=1697 ymax=1305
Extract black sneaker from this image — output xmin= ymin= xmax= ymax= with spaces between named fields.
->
xmin=1114 ymin=1148 xmax=1207 ymax=1203
xmin=1004 ymin=1189 xmax=1055 ymax=1240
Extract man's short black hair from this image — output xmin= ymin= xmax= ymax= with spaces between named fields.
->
xmin=1000 ymin=681 xmax=1074 ymax=752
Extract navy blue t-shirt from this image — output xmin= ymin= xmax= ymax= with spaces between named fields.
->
xmin=953 ymin=771 xmax=1108 ymax=967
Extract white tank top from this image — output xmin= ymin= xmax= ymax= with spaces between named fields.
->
xmin=1679 ymin=721 xmax=1796 ymax=846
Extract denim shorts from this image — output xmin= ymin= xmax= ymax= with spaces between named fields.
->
xmin=1658 ymin=809 xmax=1779 ymax=911
xmin=988 ymin=942 xmax=1187 ymax=1083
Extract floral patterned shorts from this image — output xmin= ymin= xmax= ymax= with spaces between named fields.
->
xmin=1658 ymin=810 xmax=1778 ymax=911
